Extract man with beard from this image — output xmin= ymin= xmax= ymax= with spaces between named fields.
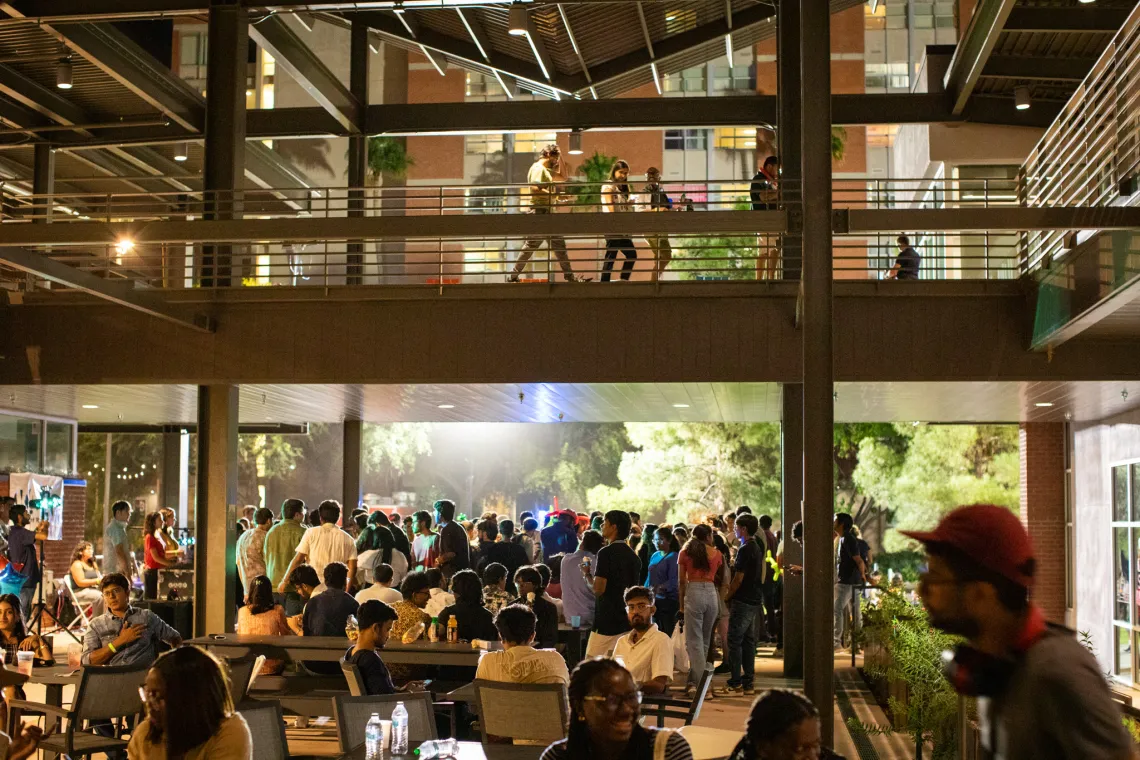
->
xmin=612 ymin=586 xmax=672 ymax=694
xmin=905 ymin=505 xmax=1132 ymax=760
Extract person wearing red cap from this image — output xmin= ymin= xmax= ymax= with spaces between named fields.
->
xmin=540 ymin=511 xmax=580 ymax=561
xmin=906 ymin=504 xmax=1133 ymax=760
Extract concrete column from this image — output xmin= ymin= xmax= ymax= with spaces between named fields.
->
xmin=162 ymin=430 xmax=181 ymax=512
xmin=781 ymin=383 xmax=805 ymax=679
xmin=801 ymin=0 xmax=835 ymax=738
xmin=380 ymin=43 xmax=408 ymax=283
xmin=1019 ymin=422 xmax=1068 ymax=623
xmin=201 ymin=1 xmax=248 ymax=287
xmin=777 ymin=0 xmax=802 ymax=280
xmin=343 ymin=419 xmax=363 ymax=514
xmin=194 ymin=385 xmax=239 ymax=636
xmin=32 ymin=144 xmax=54 ymax=224
xmin=346 ymin=18 xmax=369 ymax=285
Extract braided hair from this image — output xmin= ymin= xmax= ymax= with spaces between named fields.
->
xmin=729 ymin=689 xmax=820 ymax=760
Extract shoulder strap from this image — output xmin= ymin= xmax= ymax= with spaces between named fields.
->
xmin=654 ymin=728 xmax=676 ymax=760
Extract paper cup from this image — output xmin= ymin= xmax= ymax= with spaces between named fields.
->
xmin=570 ymin=615 xmax=581 ymax=628
xmin=16 ymin=651 xmax=33 ymax=676
xmin=379 ymin=719 xmax=392 ymax=749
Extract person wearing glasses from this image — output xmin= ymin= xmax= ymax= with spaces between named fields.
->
xmin=509 ymin=144 xmax=590 ymax=283
xmin=82 ymin=573 xmax=182 ymax=667
xmin=611 ymin=586 xmax=672 ymax=695
xmin=540 ymin=658 xmax=693 ymax=760
xmin=599 ymin=160 xmax=638 ymax=282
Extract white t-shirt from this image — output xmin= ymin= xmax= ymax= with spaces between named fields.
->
xmin=356 ymin=585 xmax=403 ymax=606
xmin=613 ymin=624 xmax=674 ymax=686
xmin=475 ymin=645 xmax=569 ymax=685
xmin=358 ymin=550 xmax=409 ymax=588
xmin=295 ymin=522 xmax=358 ymax=581
xmin=425 ymin=588 xmax=455 ymax=619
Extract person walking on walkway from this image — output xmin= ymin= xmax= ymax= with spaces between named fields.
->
xmin=509 ymin=144 xmax=590 ymax=283
xmin=600 ymin=160 xmax=638 ymax=282
xmin=643 ymin=167 xmax=673 ymax=281
xmin=679 ymin=524 xmax=723 ymax=697
xmin=906 ymin=504 xmax=1133 ymax=760
xmin=833 ymin=513 xmax=866 ymax=650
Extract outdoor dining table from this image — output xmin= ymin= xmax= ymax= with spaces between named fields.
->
xmin=10 ymin=664 xmax=82 ymax=709
xmin=187 ymin=634 xmax=488 ymax=667
xmin=338 ymin=740 xmax=542 ymax=759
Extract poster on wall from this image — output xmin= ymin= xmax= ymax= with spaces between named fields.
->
xmin=8 ymin=473 xmax=64 ymax=541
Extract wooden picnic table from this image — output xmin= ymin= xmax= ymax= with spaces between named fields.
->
xmin=187 ymin=633 xmax=487 ymax=667
xmin=338 ymin=739 xmax=541 ymax=759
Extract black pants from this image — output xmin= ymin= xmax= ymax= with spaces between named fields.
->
xmin=143 ymin=568 xmax=159 ymax=600
xmin=654 ymin=596 xmax=679 ymax=637
xmin=762 ymin=581 xmax=780 ymax=641
xmin=602 ymin=238 xmax=637 ymax=281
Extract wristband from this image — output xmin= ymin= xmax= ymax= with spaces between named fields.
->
xmin=108 ymin=643 xmax=117 ymax=653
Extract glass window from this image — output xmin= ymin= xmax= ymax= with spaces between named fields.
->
xmin=664 ymin=129 xmax=707 ymax=151
xmin=713 ymin=127 xmax=757 ymax=150
xmin=0 ymin=415 xmax=40 ymax=473
xmin=466 ymin=134 xmax=506 ymax=155
xmin=44 ymin=422 xmax=73 ymax=476
xmin=1117 ymin=527 xmax=1131 ymax=622
xmin=1116 ymin=465 xmax=1130 ymax=521
xmin=1117 ymin=626 xmax=1133 ymax=679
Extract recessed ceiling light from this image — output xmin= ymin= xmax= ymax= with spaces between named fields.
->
xmin=82 ymin=404 xmax=99 ymax=409
xmin=1034 ymin=402 xmax=1054 ymax=408
xmin=438 ymin=404 xmax=455 ymax=409
xmin=672 ymin=403 xmax=690 ymax=408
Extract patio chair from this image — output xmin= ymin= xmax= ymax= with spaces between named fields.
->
xmin=238 ymin=700 xmax=290 ymax=760
xmin=62 ymin=575 xmax=96 ymax=632
xmin=8 ymin=663 xmax=149 ymax=758
xmin=340 ymin=661 xmax=366 ymax=697
xmin=227 ymin=653 xmax=267 ymax=704
xmin=473 ymin=680 xmax=568 ymax=745
xmin=639 ymin=669 xmax=713 ymax=728
xmin=332 ymin=693 xmax=437 ymax=752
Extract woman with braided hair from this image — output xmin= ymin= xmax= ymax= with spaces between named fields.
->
xmin=728 ymin=689 xmax=846 ymax=760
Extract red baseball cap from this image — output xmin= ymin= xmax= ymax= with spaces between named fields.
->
xmin=899 ymin=504 xmax=1035 ymax=589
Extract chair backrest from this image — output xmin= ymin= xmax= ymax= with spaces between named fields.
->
xmin=473 ymin=680 xmax=568 ymax=744
xmin=227 ymin=654 xmax=266 ymax=704
xmin=72 ymin=664 xmax=150 ymax=722
xmin=639 ymin=669 xmax=713 ymax=728
xmin=340 ymin=661 xmax=366 ymax=697
xmin=332 ymin=693 xmax=437 ymax=752
xmin=238 ymin=700 xmax=290 ymax=760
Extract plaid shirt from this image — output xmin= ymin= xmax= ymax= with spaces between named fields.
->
xmin=81 ymin=606 xmax=180 ymax=667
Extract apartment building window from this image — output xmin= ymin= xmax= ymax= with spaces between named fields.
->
xmin=466 ymin=134 xmax=507 ymax=155
xmin=713 ymin=128 xmax=757 ymax=150
xmin=466 ymin=72 xmax=503 ymax=99
xmin=663 ymin=67 xmax=707 ymax=94
xmin=179 ymin=31 xmax=208 ymax=90
xmin=665 ymin=129 xmax=707 ymax=151
xmin=711 ymin=48 xmax=756 ymax=93
xmin=1111 ymin=461 xmax=1140 ymax=683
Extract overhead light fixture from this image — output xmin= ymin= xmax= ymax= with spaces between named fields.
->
xmin=173 ymin=142 xmax=189 ymax=162
xmin=1034 ymin=402 xmax=1054 ymax=408
xmin=508 ymin=3 xmax=528 ymax=35
xmin=56 ymin=57 xmax=73 ymax=90
xmin=725 ymin=32 xmax=733 ymax=65
xmin=569 ymin=129 xmax=583 ymax=155
xmin=1014 ymin=85 xmax=1031 ymax=111
xmin=672 ymin=403 xmax=690 ymax=408
xmin=649 ymin=61 xmax=662 ymax=94
xmin=1078 ymin=0 xmax=1094 ymax=4
xmin=82 ymin=404 xmax=99 ymax=409
xmin=114 ymin=238 xmax=134 ymax=256
xmin=438 ymin=404 xmax=455 ymax=409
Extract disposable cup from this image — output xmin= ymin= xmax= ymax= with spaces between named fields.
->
xmin=570 ymin=615 xmax=581 ymax=628
xmin=68 ymin=643 xmax=82 ymax=671
xmin=379 ymin=719 xmax=392 ymax=749
xmin=16 ymin=651 xmax=33 ymax=676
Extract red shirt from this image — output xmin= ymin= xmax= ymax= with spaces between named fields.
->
xmin=144 ymin=533 xmax=164 ymax=570
xmin=679 ymin=547 xmax=722 ymax=583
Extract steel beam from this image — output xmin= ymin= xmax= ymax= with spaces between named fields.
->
xmin=943 ymin=0 xmax=1017 ymax=115
xmin=984 ymin=55 xmax=1097 ymax=82
xmin=0 ymin=64 xmax=88 ymax=127
xmin=343 ymin=419 xmax=363 ymax=512
xmin=1003 ymin=6 xmax=1130 ymax=33
xmin=31 ymin=143 xmax=53 ymax=224
xmin=843 ymin=206 xmax=1140 ymax=233
xmin=962 ymin=94 xmax=1063 ymax=129
xmin=0 ymin=246 xmax=214 ymax=332
xmin=249 ymin=14 xmax=363 ymax=133
xmin=455 ymin=7 xmax=492 ymax=61
xmin=347 ymin=17 xmax=369 ymax=284
xmin=194 ymin=384 xmax=239 ymax=637
xmin=777 ymin=0 xmax=801 ymax=281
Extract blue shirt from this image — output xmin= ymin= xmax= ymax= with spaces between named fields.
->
xmin=648 ymin=551 xmax=678 ymax=601
xmin=81 ymin=606 xmax=181 ymax=667
xmin=102 ymin=519 xmax=129 ymax=575
xmin=559 ymin=550 xmax=596 ymax=627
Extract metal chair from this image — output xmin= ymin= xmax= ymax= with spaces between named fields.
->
xmin=340 ymin=661 xmax=366 ymax=697
xmin=238 ymin=699 xmax=290 ymax=760
xmin=639 ymin=669 xmax=713 ymax=728
xmin=228 ymin=653 xmax=267 ymax=705
xmin=8 ymin=663 xmax=149 ymax=758
xmin=61 ymin=575 xmax=96 ymax=631
xmin=473 ymin=680 xmax=568 ymax=745
xmin=332 ymin=692 xmax=437 ymax=753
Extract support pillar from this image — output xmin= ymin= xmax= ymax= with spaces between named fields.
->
xmin=343 ymin=419 xmax=363 ymax=514
xmin=380 ymin=43 xmax=408 ymax=284
xmin=1019 ymin=422 xmax=1068 ymax=623
xmin=346 ymin=18 xmax=369 ymax=285
xmin=777 ymin=0 xmax=802 ymax=280
xmin=801 ymin=0 xmax=835 ymax=738
xmin=194 ymin=385 xmax=238 ymax=637
xmin=32 ymin=144 xmax=54 ymax=224
xmin=201 ymin=1 xmax=248 ymax=288
xmin=781 ymin=383 xmax=805 ymax=679
xmin=162 ymin=430 xmax=181 ymax=512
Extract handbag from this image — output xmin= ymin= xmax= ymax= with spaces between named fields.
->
xmin=671 ymin=620 xmax=689 ymax=673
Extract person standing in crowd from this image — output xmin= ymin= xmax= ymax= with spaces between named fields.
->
xmin=0 ymin=497 xmax=12 ymax=555
xmin=264 ymin=498 xmax=307 ymax=616
xmin=648 ymin=528 xmax=680 ymax=636
xmin=236 ymin=507 xmax=272 ymax=599
xmin=482 ymin=563 xmax=514 ymax=618
xmin=888 ymin=234 xmax=922 ymax=280
xmin=157 ymin=508 xmax=183 ymax=564
xmin=833 ymin=513 xmax=866 ymax=651
xmin=513 ymin=566 xmax=558 ymax=649
xmin=496 ymin=519 xmax=531 ymax=591
xmin=236 ymin=576 xmax=293 ymax=676
xmin=728 ymin=689 xmax=847 ymax=760
xmin=905 ymin=505 xmax=1133 ymax=760
xmin=679 ymin=524 xmax=723 ymax=697
xmin=129 ymin=646 xmax=252 ymax=760
xmin=411 ymin=510 xmax=438 ymax=570
xmin=439 ymin=569 xmax=499 ymax=643
xmin=600 ymin=160 xmax=638 ymax=282
xmin=103 ymin=500 xmax=134 ymax=581
xmin=715 ymin=514 xmax=764 ymax=697
xmin=476 ymin=604 xmax=569 ymax=686
xmin=758 ymin=515 xmax=780 ymax=642
xmin=539 ymin=659 xmax=693 ymax=760
xmin=69 ymin=540 xmax=104 ymax=616
xmin=380 ymin=512 xmax=414 ymax=566
xmin=541 ymin=511 xmax=579 ymax=561
xmin=722 ymin=512 xmax=740 ymax=556
xmin=355 ymin=513 xmax=406 ymax=588
xmin=509 ymin=144 xmax=590 ymax=283
xmin=434 ymin=500 xmax=470 ymax=573
xmin=546 ymin=555 xmax=564 ymax=599
xmin=750 ymin=155 xmax=780 ymax=280
xmin=534 ymin=563 xmax=564 ymax=622
xmin=561 ymin=529 xmax=602 ymax=630
xmin=636 ymin=525 xmax=657 ymax=586
xmin=302 ymin=562 xmax=359 ymax=676
xmin=6 ymin=505 xmax=45 ymax=618
xmin=612 ymin=586 xmax=673 ymax=694
xmin=475 ymin=518 xmax=527 ymax=594
xmin=356 ymin=563 xmax=403 ymax=605
xmin=83 ymin=573 xmax=182 ymax=666
xmin=142 ymin=511 xmax=175 ymax=600
xmin=584 ymin=511 xmax=641 ymax=657
xmin=643 ymin=167 xmax=673 ymax=281
xmin=519 ymin=516 xmax=542 ymax=563
xmin=278 ymin=500 xmax=357 ymax=595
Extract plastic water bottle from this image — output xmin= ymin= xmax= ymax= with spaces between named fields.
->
xmin=364 ymin=713 xmax=382 ymax=759
xmin=414 ymin=738 xmax=459 ymax=758
xmin=391 ymin=701 xmax=409 ymax=755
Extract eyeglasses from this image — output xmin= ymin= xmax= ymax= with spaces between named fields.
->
xmin=917 ymin=571 xmax=958 ymax=589
xmin=583 ymin=692 xmax=642 ymax=712
xmin=625 ymin=603 xmax=652 ymax=613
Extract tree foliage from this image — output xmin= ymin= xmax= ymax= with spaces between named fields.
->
xmin=568 ymin=150 xmax=618 ymax=210
xmin=362 ymin=423 xmax=432 ymax=495
xmin=524 ymin=424 xmax=630 ymax=511
xmin=237 ymin=434 xmax=303 ymax=507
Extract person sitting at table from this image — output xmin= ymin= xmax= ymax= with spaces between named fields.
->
xmin=284 ymin=564 xmax=320 ymax=635
xmin=301 ymin=562 xmax=359 ymax=676
xmin=512 ymin=566 xmax=558 ymax=649
xmin=727 ymin=689 xmax=847 ymax=760
xmin=355 ymin=563 xmax=403 ymax=606
xmin=0 ymin=593 xmax=53 ymax=733
xmin=343 ymin=600 xmax=427 ymax=697
xmin=539 ymin=658 xmax=693 ymax=760
xmin=83 ymin=573 xmax=182 ymax=667
xmin=475 ymin=604 xmax=568 ymax=686
xmin=388 ymin=572 xmax=433 ymax=684
xmin=69 ymin=540 xmax=104 ymax=616
xmin=424 ymin=568 xmax=455 ymax=619
xmin=438 ymin=569 xmax=498 ymax=643
xmin=236 ymin=575 xmax=293 ymax=676
xmin=129 ymin=646 xmax=252 ymax=760
xmin=481 ymin=563 xmax=513 ymax=618
xmin=546 ymin=554 xmax=564 ymax=599
xmin=535 ymin=563 xmax=565 ymax=623
xmin=612 ymin=586 xmax=672 ymax=695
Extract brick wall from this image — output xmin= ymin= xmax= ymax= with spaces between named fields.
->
xmin=1019 ymin=423 xmax=1067 ymax=623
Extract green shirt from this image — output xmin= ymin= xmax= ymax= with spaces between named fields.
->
xmin=264 ymin=519 xmax=307 ymax=591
